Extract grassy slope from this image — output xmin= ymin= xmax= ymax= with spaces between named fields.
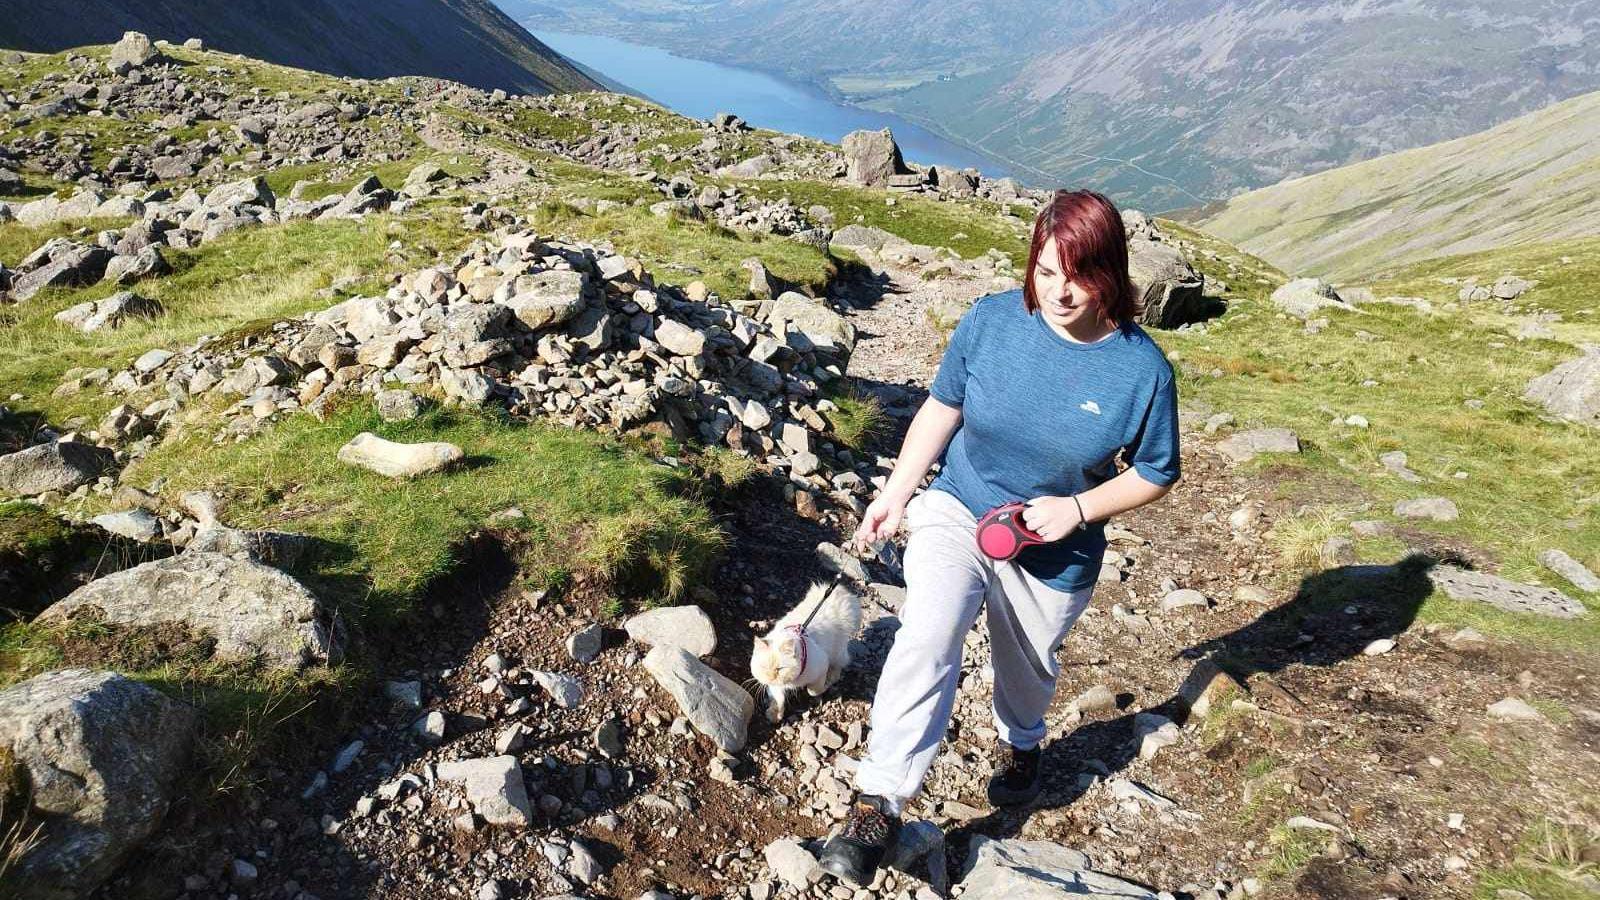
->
xmin=1193 ymin=90 xmax=1600 ymax=280
xmin=1159 ymin=222 xmax=1599 ymax=648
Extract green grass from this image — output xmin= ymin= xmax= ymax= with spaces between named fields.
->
xmin=741 ymin=178 xmax=1031 ymax=266
xmin=1477 ymin=817 xmax=1600 ymax=900
xmin=1156 ymin=222 xmax=1600 ymax=651
xmin=263 ymin=155 xmax=484 ymax=201
xmin=525 ymin=199 xmax=838 ymax=302
xmin=0 ymin=218 xmax=135 ymax=265
xmin=113 ymin=401 xmax=725 ymax=624
xmin=1243 ymin=753 xmax=1282 ymax=780
xmin=0 ymin=503 xmax=89 ymax=621
xmin=823 ymin=385 xmax=887 ymax=452
xmin=0 ymin=209 xmax=469 ymax=426
xmin=1256 ymin=823 xmax=1330 ymax=882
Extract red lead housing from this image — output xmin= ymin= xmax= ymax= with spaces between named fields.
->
xmin=974 ymin=501 xmax=1047 ymax=561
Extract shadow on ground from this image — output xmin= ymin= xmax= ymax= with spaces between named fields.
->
xmin=932 ymin=553 xmax=1444 ymax=889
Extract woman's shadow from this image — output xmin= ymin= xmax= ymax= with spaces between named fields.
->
xmin=940 ymin=550 xmax=1445 ymax=855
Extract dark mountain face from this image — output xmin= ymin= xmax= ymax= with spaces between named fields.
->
xmin=0 ymin=0 xmax=603 ymax=95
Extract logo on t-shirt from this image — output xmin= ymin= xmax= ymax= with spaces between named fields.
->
xmin=1079 ymin=400 xmax=1102 ymax=415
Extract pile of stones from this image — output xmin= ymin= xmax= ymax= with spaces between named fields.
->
xmin=43 ymin=223 xmax=880 ymax=508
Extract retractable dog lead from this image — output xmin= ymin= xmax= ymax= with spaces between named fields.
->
xmin=974 ymin=500 xmax=1048 ymax=561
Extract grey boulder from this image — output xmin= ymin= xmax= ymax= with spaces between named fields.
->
xmin=958 ymin=837 xmax=1160 ymax=900
xmin=0 ymin=669 xmax=196 ymax=900
xmin=1128 ymin=238 xmax=1205 ymax=329
xmin=502 ymin=270 xmax=588 ymax=331
xmin=107 ymin=31 xmax=159 ymax=71
xmin=623 ymin=605 xmax=717 ymax=657
xmin=0 ymin=441 xmax=112 ymax=497
xmin=768 ymin=291 xmax=855 ymax=356
xmin=54 ymin=291 xmax=164 ymax=333
xmin=38 ymin=552 xmax=334 ymax=667
xmin=841 ymin=128 xmax=906 ymax=188
xmin=642 ymin=645 xmax=754 ymax=752
xmin=1523 ymin=345 xmax=1600 ymax=428
xmin=1270 ymin=278 xmax=1353 ymax=320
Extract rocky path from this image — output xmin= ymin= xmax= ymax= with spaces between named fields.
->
xmin=832 ymin=247 xmax=1018 ymax=411
xmin=90 ymin=244 xmax=1597 ymax=900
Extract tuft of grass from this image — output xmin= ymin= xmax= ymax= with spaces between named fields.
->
xmin=0 ymin=745 xmax=44 ymax=898
xmin=823 ymin=386 xmax=887 ymax=453
xmin=1477 ymin=818 xmax=1600 ymax=900
xmin=1267 ymin=508 xmax=1350 ymax=574
xmin=1243 ymin=754 xmax=1282 ymax=780
xmin=694 ymin=445 xmax=760 ymax=491
xmin=1257 ymin=822 xmax=1332 ymax=882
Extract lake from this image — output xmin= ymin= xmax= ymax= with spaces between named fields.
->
xmin=530 ymin=30 xmax=1024 ymax=182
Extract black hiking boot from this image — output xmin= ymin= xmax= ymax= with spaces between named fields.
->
xmin=986 ymin=741 xmax=1043 ymax=806
xmin=818 ymin=793 xmax=900 ymax=887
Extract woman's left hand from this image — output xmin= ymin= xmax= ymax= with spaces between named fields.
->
xmin=1021 ymin=495 xmax=1083 ymax=542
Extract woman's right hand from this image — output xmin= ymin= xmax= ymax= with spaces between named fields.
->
xmin=852 ymin=490 xmax=909 ymax=554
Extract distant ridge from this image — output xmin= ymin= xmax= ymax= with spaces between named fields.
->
xmin=1193 ymin=89 xmax=1600 ymax=280
xmin=0 ymin=0 xmax=603 ymax=96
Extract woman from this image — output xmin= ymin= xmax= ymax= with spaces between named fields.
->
xmin=817 ymin=189 xmax=1182 ymax=887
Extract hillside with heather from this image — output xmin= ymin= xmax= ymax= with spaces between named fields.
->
xmin=0 ymin=29 xmax=1597 ymax=900
xmin=0 ymin=0 xmax=602 ymax=96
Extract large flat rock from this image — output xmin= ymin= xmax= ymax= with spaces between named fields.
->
xmin=642 ymin=645 xmax=754 ymax=752
xmin=0 ymin=441 xmax=112 ymax=497
xmin=624 ymin=605 xmax=717 ymax=658
xmin=38 ymin=551 xmax=333 ymax=667
xmin=958 ymin=837 xmax=1160 ymax=900
xmin=1427 ymin=564 xmax=1585 ymax=619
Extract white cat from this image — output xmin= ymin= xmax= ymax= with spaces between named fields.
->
xmin=749 ymin=579 xmax=862 ymax=723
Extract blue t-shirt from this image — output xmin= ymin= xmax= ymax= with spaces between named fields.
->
xmin=926 ymin=288 xmax=1181 ymax=592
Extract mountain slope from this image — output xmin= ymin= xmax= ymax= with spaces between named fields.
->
xmin=1191 ymin=89 xmax=1600 ymax=279
xmin=0 ymin=0 xmax=603 ymax=95
xmin=496 ymin=0 xmax=1129 ymax=91
xmin=515 ymin=0 xmax=1600 ymax=210
xmin=877 ymin=0 xmax=1600 ymax=210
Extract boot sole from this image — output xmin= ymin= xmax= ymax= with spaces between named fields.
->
xmin=818 ymin=852 xmax=877 ymax=887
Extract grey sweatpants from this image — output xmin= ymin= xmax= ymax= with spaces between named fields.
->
xmin=854 ymin=488 xmax=1095 ymax=803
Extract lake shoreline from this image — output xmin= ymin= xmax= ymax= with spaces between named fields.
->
xmin=528 ymin=28 xmax=1032 ymax=184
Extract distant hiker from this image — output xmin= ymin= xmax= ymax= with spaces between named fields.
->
xmin=817 ymin=189 xmax=1183 ymax=887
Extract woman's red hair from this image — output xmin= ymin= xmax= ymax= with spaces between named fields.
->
xmin=1022 ymin=189 xmax=1138 ymax=325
